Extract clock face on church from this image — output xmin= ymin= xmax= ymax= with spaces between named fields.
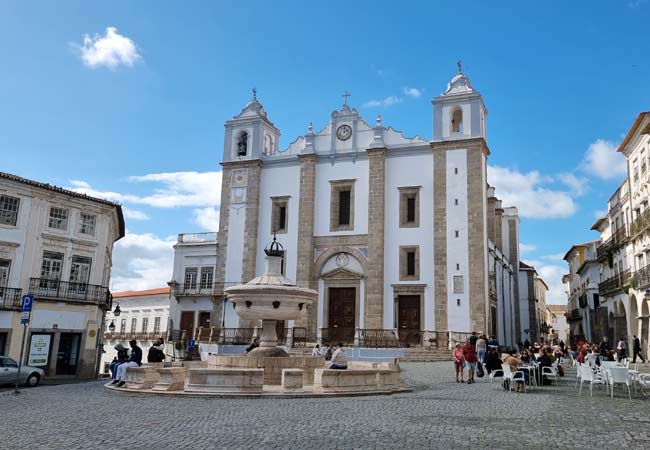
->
xmin=336 ymin=124 xmax=352 ymax=141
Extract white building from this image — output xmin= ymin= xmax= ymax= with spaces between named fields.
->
xmin=101 ymin=287 xmax=170 ymax=374
xmin=547 ymin=304 xmax=569 ymax=344
xmin=519 ymin=262 xmax=550 ymax=344
xmin=563 ymin=242 xmax=599 ymax=345
xmin=191 ymin=69 xmax=525 ymax=348
xmin=0 ymin=172 xmax=124 ymax=379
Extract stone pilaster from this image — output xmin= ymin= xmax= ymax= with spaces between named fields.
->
xmin=242 ymin=161 xmax=262 ymax=283
xmin=494 ymin=206 xmax=503 ymax=251
xmin=214 ymin=164 xmax=233 ymax=297
xmin=432 ymin=147 xmax=448 ymax=334
xmin=487 ymin=196 xmax=497 ymax=244
xmin=507 ymin=215 xmax=521 ymax=339
xmin=466 ymin=143 xmax=489 ymax=335
xmin=295 ymin=153 xmax=317 ymax=334
xmin=366 ymin=148 xmax=386 ymax=329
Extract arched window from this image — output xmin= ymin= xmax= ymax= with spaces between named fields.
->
xmin=264 ymin=134 xmax=273 ymax=156
xmin=237 ymin=131 xmax=248 ymax=157
xmin=451 ymin=108 xmax=463 ymax=133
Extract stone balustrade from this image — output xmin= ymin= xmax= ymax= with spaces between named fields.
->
xmin=185 ymin=368 xmax=264 ymax=394
xmin=281 ymin=369 xmax=303 ymax=393
xmin=125 ymin=366 xmax=160 ymax=390
xmin=153 ymin=367 xmax=187 ymax=392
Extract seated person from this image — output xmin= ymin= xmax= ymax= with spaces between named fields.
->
xmin=484 ymin=348 xmax=502 ymax=375
xmin=245 ymin=338 xmax=259 ymax=354
xmin=330 ymin=343 xmax=348 ymax=370
xmin=501 ymin=349 xmax=526 ymax=392
xmin=110 ymin=343 xmax=129 ymax=381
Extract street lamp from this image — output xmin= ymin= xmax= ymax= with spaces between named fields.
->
xmin=113 ymin=304 xmax=121 ymax=317
xmin=108 ymin=321 xmax=116 ymax=333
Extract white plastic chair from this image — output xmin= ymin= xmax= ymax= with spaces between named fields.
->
xmin=501 ymin=364 xmax=526 ymax=393
xmin=575 ymin=362 xmax=583 ymax=388
xmin=578 ymin=364 xmax=607 ymax=397
xmin=542 ymin=362 xmax=560 ymax=386
xmin=608 ymin=367 xmax=632 ymax=399
xmin=489 ymin=367 xmax=504 ymax=385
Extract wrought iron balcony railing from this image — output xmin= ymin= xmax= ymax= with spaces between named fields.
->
xmin=172 ymin=283 xmax=216 ymax=296
xmin=598 ymin=269 xmax=631 ymax=296
xmin=596 ymin=227 xmax=628 ymax=259
xmin=632 ymin=265 xmax=650 ymax=290
xmin=0 ymin=287 xmax=22 ymax=310
xmin=631 ymin=208 xmax=650 ymax=238
xmin=28 ymin=278 xmax=111 ymax=309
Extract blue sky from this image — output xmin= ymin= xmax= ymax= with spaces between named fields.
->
xmin=1 ymin=1 xmax=649 ymax=300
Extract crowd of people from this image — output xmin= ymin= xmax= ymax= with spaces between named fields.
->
xmin=108 ymin=338 xmax=165 ymax=387
xmin=452 ymin=332 xmax=566 ymax=392
xmin=570 ymin=335 xmax=646 ymax=365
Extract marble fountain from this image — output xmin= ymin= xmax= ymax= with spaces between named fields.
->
xmin=105 ymin=239 xmax=409 ymax=397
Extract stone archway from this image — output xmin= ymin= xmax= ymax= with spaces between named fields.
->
xmin=629 ymin=294 xmax=639 ymax=342
xmin=613 ymin=300 xmax=629 ymax=344
xmin=642 ymin=300 xmax=650 ymax=360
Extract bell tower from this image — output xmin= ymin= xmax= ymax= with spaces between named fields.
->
xmin=216 ymin=91 xmax=280 ymax=328
xmin=432 ymin=64 xmax=487 ymax=141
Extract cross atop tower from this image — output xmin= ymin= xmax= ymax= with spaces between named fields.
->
xmin=457 ymin=60 xmax=463 ymax=73
xmin=342 ymin=90 xmax=351 ymax=106
xmin=252 ymin=86 xmax=257 ymax=100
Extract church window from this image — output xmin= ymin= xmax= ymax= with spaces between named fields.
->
xmin=456 ymin=263 xmax=460 ymax=270
xmin=264 ymin=134 xmax=274 ymax=156
xmin=455 ymin=230 xmax=459 ymax=238
xmin=451 ymin=107 xmax=463 ymax=133
xmin=453 ymin=275 xmax=464 ymax=293
xmin=454 ymin=168 xmax=458 ymax=175
xmin=399 ymin=186 xmax=420 ymax=228
xmin=330 ymin=180 xmax=355 ymax=231
xmin=271 ymin=197 xmax=290 ymax=234
xmin=237 ymin=131 xmax=248 ymax=157
xmin=455 ymin=198 xmax=459 ymax=206
xmin=400 ymin=246 xmax=419 ymax=281
xmin=457 ymin=298 xmax=461 ymax=307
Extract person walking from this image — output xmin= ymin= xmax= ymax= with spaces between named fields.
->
xmin=113 ymin=340 xmax=142 ymax=387
xmin=476 ymin=335 xmax=488 ymax=364
xmin=617 ymin=337 xmax=627 ymax=362
xmin=632 ymin=335 xmax=645 ymax=363
xmin=452 ymin=343 xmax=465 ymax=383
xmin=463 ymin=340 xmax=478 ymax=384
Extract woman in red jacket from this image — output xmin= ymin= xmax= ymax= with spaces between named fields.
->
xmin=463 ymin=340 xmax=478 ymax=384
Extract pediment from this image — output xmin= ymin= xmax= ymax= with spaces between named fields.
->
xmin=321 ymin=268 xmax=362 ymax=280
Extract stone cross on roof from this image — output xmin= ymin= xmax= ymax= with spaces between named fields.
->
xmin=342 ymin=90 xmax=351 ymax=105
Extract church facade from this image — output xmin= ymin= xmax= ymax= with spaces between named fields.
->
xmin=210 ymin=71 xmax=521 ymax=347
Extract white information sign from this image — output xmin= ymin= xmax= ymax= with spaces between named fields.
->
xmin=27 ymin=334 xmax=51 ymax=367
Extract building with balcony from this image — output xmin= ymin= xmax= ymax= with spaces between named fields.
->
xmin=563 ymin=242 xmax=599 ymax=345
xmin=518 ymin=262 xmax=550 ymax=344
xmin=0 ymin=172 xmax=124 ymax=379
xmin=168 ymin=232 xmax=221 ymax=344
xmin=547 ymin=304 xmax=568 ymax=344
xmin=100 ymin=287 xmax=170 ymax=374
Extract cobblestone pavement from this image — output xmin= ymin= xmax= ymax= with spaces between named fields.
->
xmin=1 ymin=362 xmax=650 ymax=450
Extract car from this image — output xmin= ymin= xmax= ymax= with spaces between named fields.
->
xmin=0 ymin=356 xmax=45 ymax=387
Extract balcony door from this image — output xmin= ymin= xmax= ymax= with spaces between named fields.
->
xmin=40 ymin=251 xmax=63 ymax=292
xmin=69 ymin=256 xmax=92 ymax=296
xmin=0 ymin=259 xmax=9 ymax=304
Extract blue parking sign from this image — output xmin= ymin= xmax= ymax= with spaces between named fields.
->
xmin=21 ymin=295 xmax=34 ymax=312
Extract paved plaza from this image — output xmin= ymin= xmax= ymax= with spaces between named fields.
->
xmin=1 ymin=362 xmax=650 ymax=450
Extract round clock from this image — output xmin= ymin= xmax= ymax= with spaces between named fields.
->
xmin=336 ymin=124 xmax=352 ymax=141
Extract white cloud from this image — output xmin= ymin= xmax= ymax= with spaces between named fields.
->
xmin=542 ymin=253 xmax=566 ymax=261
xmin=68 ymin=171 xmax=222 ymax=209
xmin=594 ymin=209 xmax=608 ymax=219
xmin=77 ymin=27 xmax=141 ymax=70
xmin=581 ymin=139 xmax=627 ymax=180
xmin=362 ymin=96 xmax=402 ymax=108
xmin=488 ymin=165 xmax=577 ymax=219
xmin=402 ymin=87 xmax=422 ymax=98
xmin=526 ymin=260 xmax=568 ymax=305
xmin=519 ymin=243 xmax=537 ymax=254
xmin=122 ymin=207 xmax=149 ymax=221
xmin=193 ymin=207 xmax=220 ymax=231
xmin=110 ymin=232 xmax=175 ymax=292
xmin=557 ymin=172 xmax=589 ymax=196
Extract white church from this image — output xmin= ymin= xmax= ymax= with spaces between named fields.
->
xmin=169 ymin=69 xmax=523 ymax=349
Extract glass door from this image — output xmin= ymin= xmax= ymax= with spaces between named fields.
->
xmin=69 ymin=256 xmax=92 ymax=297
xmin=40 ymin=251 xmax=63 ymax=294
xmin=56 ymin=333 xmax=81 ymax=376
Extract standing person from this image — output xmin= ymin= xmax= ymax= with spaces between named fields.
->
xmin=311 ymin=344 xmax=322 ymax=357
xmin=617 ymin=337 xmax=627 ymax=362
xmin=452 ymin=343 xmax=465 ymax=383
xmin=114 ymin=340 xmax=142 ymax=387
xmin=488 ymin=335 xmax=499 ymax=350
xmin=469 ymin=332 xmax=478 ymax=347
xmin=463 ymin=340 xmax=478 ymax=384
xmin=147 ymin=338 xmax=165 ymax=363
xmin=599 ymin=337 xmax=609 ymax=354
xmin=330 ymin=343 xmax=348 ymax=370
xmin=559 ymin=340 xmax=566 ymax=355
xmin=632 ymin=335 xmax=645 ymax=363
xmin=524 ymin=339 xmax=531 ymax=350
xmin=476 ymin=335 xmax=488 ymax=364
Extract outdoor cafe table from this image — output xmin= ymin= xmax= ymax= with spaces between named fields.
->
xmin=517 ymin=365 xmax=538 ymax=389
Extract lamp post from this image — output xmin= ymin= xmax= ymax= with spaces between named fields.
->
xmin=108 ymin=321 xmax=116 ymax=333
xmin=113 ymin=304 xmax=121 ymax=317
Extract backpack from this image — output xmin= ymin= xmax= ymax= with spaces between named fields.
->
xmin=476 ymin=362 xmax=484 ymax=378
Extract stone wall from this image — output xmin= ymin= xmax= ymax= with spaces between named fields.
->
xmin=366 ymin=148 xmax=386 ymax=329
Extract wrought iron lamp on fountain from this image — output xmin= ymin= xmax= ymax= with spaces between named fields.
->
xmin=225 ymin=236 xmax=317 ymax=357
